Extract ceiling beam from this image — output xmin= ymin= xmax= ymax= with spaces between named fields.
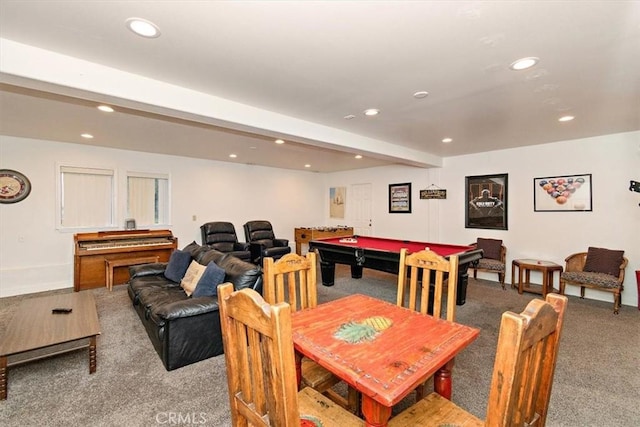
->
xmin=0 ymin=38 xmax=442 ymax=168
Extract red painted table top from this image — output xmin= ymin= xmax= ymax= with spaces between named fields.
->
xmin=314 ymin=236 xmax=473 ymax=257
xmin=291 ymin=294 xmax=480 ymax=406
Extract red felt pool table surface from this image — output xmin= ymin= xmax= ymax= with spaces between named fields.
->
xmin=316 ymin=236 xmax=473 ymax=257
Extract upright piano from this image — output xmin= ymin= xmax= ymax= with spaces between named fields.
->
xmin=74 ymin=229 xmax=178 ymax=291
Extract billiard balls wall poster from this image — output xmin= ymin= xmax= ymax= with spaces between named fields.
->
xmin=533 ymin=174 xmax=592 ymax=212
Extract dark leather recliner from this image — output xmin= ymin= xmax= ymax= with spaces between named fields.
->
xmin=243 ymin=220 xmax=292 ymax=264
xmin=200 ymin=222 xmax=251 ymax=262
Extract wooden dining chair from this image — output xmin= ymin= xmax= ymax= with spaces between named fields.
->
xmin=396 ymin=248 xmax=459 ymax=402
xmin=263 ymin=252 xmax=360 ymax=414
xmin=389 ymin=293 xmax=568 ymax=427
xmin=217 ymin=283 xmax=364 ymax=427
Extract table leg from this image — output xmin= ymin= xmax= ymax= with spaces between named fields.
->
xmin=89 ymin=336 xmax=97 ymax=374
xmin=319 ymin=261 xmax=336 ymax=286
xmin=433 ymin=359 xmax=454 ymax=400
xmin=511 ymin=262 xmax=516 ymax=289
xmin=456 ymin=264 xmax=470 ymax=305
xmin=518 ymin=266 xmax=524 ymax=294
xmin=295 ymin=242 xmax=302 ymax=255
xmin=632 ymin=270 xmax=640 ymax=310
xmin=542 ymin=271 xmax=550 ymax=297
xmin=361 ymin=394 xmax=392 ymax=427
xmin=350 ymin=265 xmax=363 ymax=279
xmin=0 ymin=356 xmax=7 ymax=400
xmin=294 ymin=352 xmax=302 ymax=388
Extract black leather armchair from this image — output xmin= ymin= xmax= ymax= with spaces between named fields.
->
xmin=200 ymin=222 xmax=251 ymax=262
xmin=243 ymin=220 xmax=292 ymax=264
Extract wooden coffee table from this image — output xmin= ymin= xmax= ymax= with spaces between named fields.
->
xmin=0 ymin=292 xmax=101 ymax=400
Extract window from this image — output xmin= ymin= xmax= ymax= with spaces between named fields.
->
xmin=58 ymin=165 xmax=115 ymax=229
xmin=127 ymin=172 xmax=170 ymax=226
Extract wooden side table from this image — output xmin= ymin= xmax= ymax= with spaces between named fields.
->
xmin=105 ymin=256 xmax=159 ymax=291
xmin=511 ymin=259 xmax=563 ymax=297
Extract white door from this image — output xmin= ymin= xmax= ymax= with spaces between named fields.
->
xmin=350 ymin=183 xmax=372 ymax=236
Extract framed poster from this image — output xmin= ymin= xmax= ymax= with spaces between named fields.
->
xmin=534 ymin=173 xmax=592 ymax=211
xmin=329 ymin=186 xmax=346 ymax=218
xmin=389 ymin=182 xmax=411 ymax=213
xmin=465 ymin=173 xmax=508 ymax=230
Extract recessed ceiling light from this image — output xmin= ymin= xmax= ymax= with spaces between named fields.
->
xmin=97 ymin=105 xmax=114 ymax=113
xmin=81 ymin=133 xmax=94 ymax=139
xmin=363 ymin=108 xmax=380 ymax=116
xmin=126 ymin=18 xmax=161 ymax=38
xmin=275 ymin=139 xmax=285 ymax=144
xmin=509 ymin=57 xmax=539 ymax=71
xmin=229 ymin=154 xmax=237 ymax=158
xmin=413 ymin=91 xmax=429 ymax=99
xmin=354 ymin=154 xmax=363 ymax=159
xmin=558 ymin=115 xmax=575 ymax=122
xmin=343 ymin=114 xmax=356 ymax=120
xmin=442 ymin=137 xmax=453 ymax=143
xmin=304 ymin=164 xmax=311 ymax=168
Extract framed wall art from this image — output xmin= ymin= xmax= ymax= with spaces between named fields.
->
xmin=329 ymin=186 xmax=346 ymax=218
xmin=534 ymin=173 xmax=592 ymax=212
xmin=465 ymin=173 xmax=508 ymax=230
xmin=389 ymin=182 xmax=411 ymax=213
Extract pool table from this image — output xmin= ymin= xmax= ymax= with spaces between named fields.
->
xmin=309 ymin=235 xmax=483 ymax=305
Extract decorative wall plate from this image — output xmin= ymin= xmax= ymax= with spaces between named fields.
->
xmin=0 ymin=169 xmax=32 ymax=203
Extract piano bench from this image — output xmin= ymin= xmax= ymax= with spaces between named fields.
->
xmin=105 ymin=256 xmax=159 ymax=291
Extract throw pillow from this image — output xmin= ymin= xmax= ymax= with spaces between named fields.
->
xmin=476 ymin=238 xmax=503 ymax=260
xmin=164 ymin=250 xmax=192 ymax=282
xmin=583 ymin=247 xmax=624 ymax=277
xmin=192 ymin=261 xmax=226 ymax=298
xmin=181 ymin=261 xmax=206 ymax=296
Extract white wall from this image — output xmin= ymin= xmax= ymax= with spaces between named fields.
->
xmin=324 ymin=131 xmax=640 ymax=308
xmin=0 ymin=136 xmax=325 ymax=297
xmin=2 ymin=132 xmax=638 ymax=307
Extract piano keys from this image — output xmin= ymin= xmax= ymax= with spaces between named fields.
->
xmin=74 ymin=229 xmax=177 ymax=291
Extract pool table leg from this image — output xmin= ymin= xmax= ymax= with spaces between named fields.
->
xmin=319 ymin=261 xmax=336 ymax=286
xmin=456 ymin=263 xmax=471 ymax=305
xmin=350 ymin=265 xmax=363 ymax=279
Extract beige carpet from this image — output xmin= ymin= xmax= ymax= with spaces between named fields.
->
xmin=0 ymin=265 xmax=638 ymax=426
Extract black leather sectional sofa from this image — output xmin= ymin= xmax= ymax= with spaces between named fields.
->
xmin=127 ymin=242 xmax=263 ymax=370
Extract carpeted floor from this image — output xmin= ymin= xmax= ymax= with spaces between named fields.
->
xmin=0 ymin=265 xmax=638 ymax=426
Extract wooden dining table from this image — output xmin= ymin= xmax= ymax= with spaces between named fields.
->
xmin=291 ymin=293 xmax=480 ymax=427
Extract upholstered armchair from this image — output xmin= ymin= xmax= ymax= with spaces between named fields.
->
xmin=469 ymin=238 xmax=507 ymax=289
xmin=200 ymin=221 xmax=251 ymax=262
xmin=243 ymin=220 xmax=292 ymax=264
xmin=560 ymin=247 xmax=628 ymax=314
